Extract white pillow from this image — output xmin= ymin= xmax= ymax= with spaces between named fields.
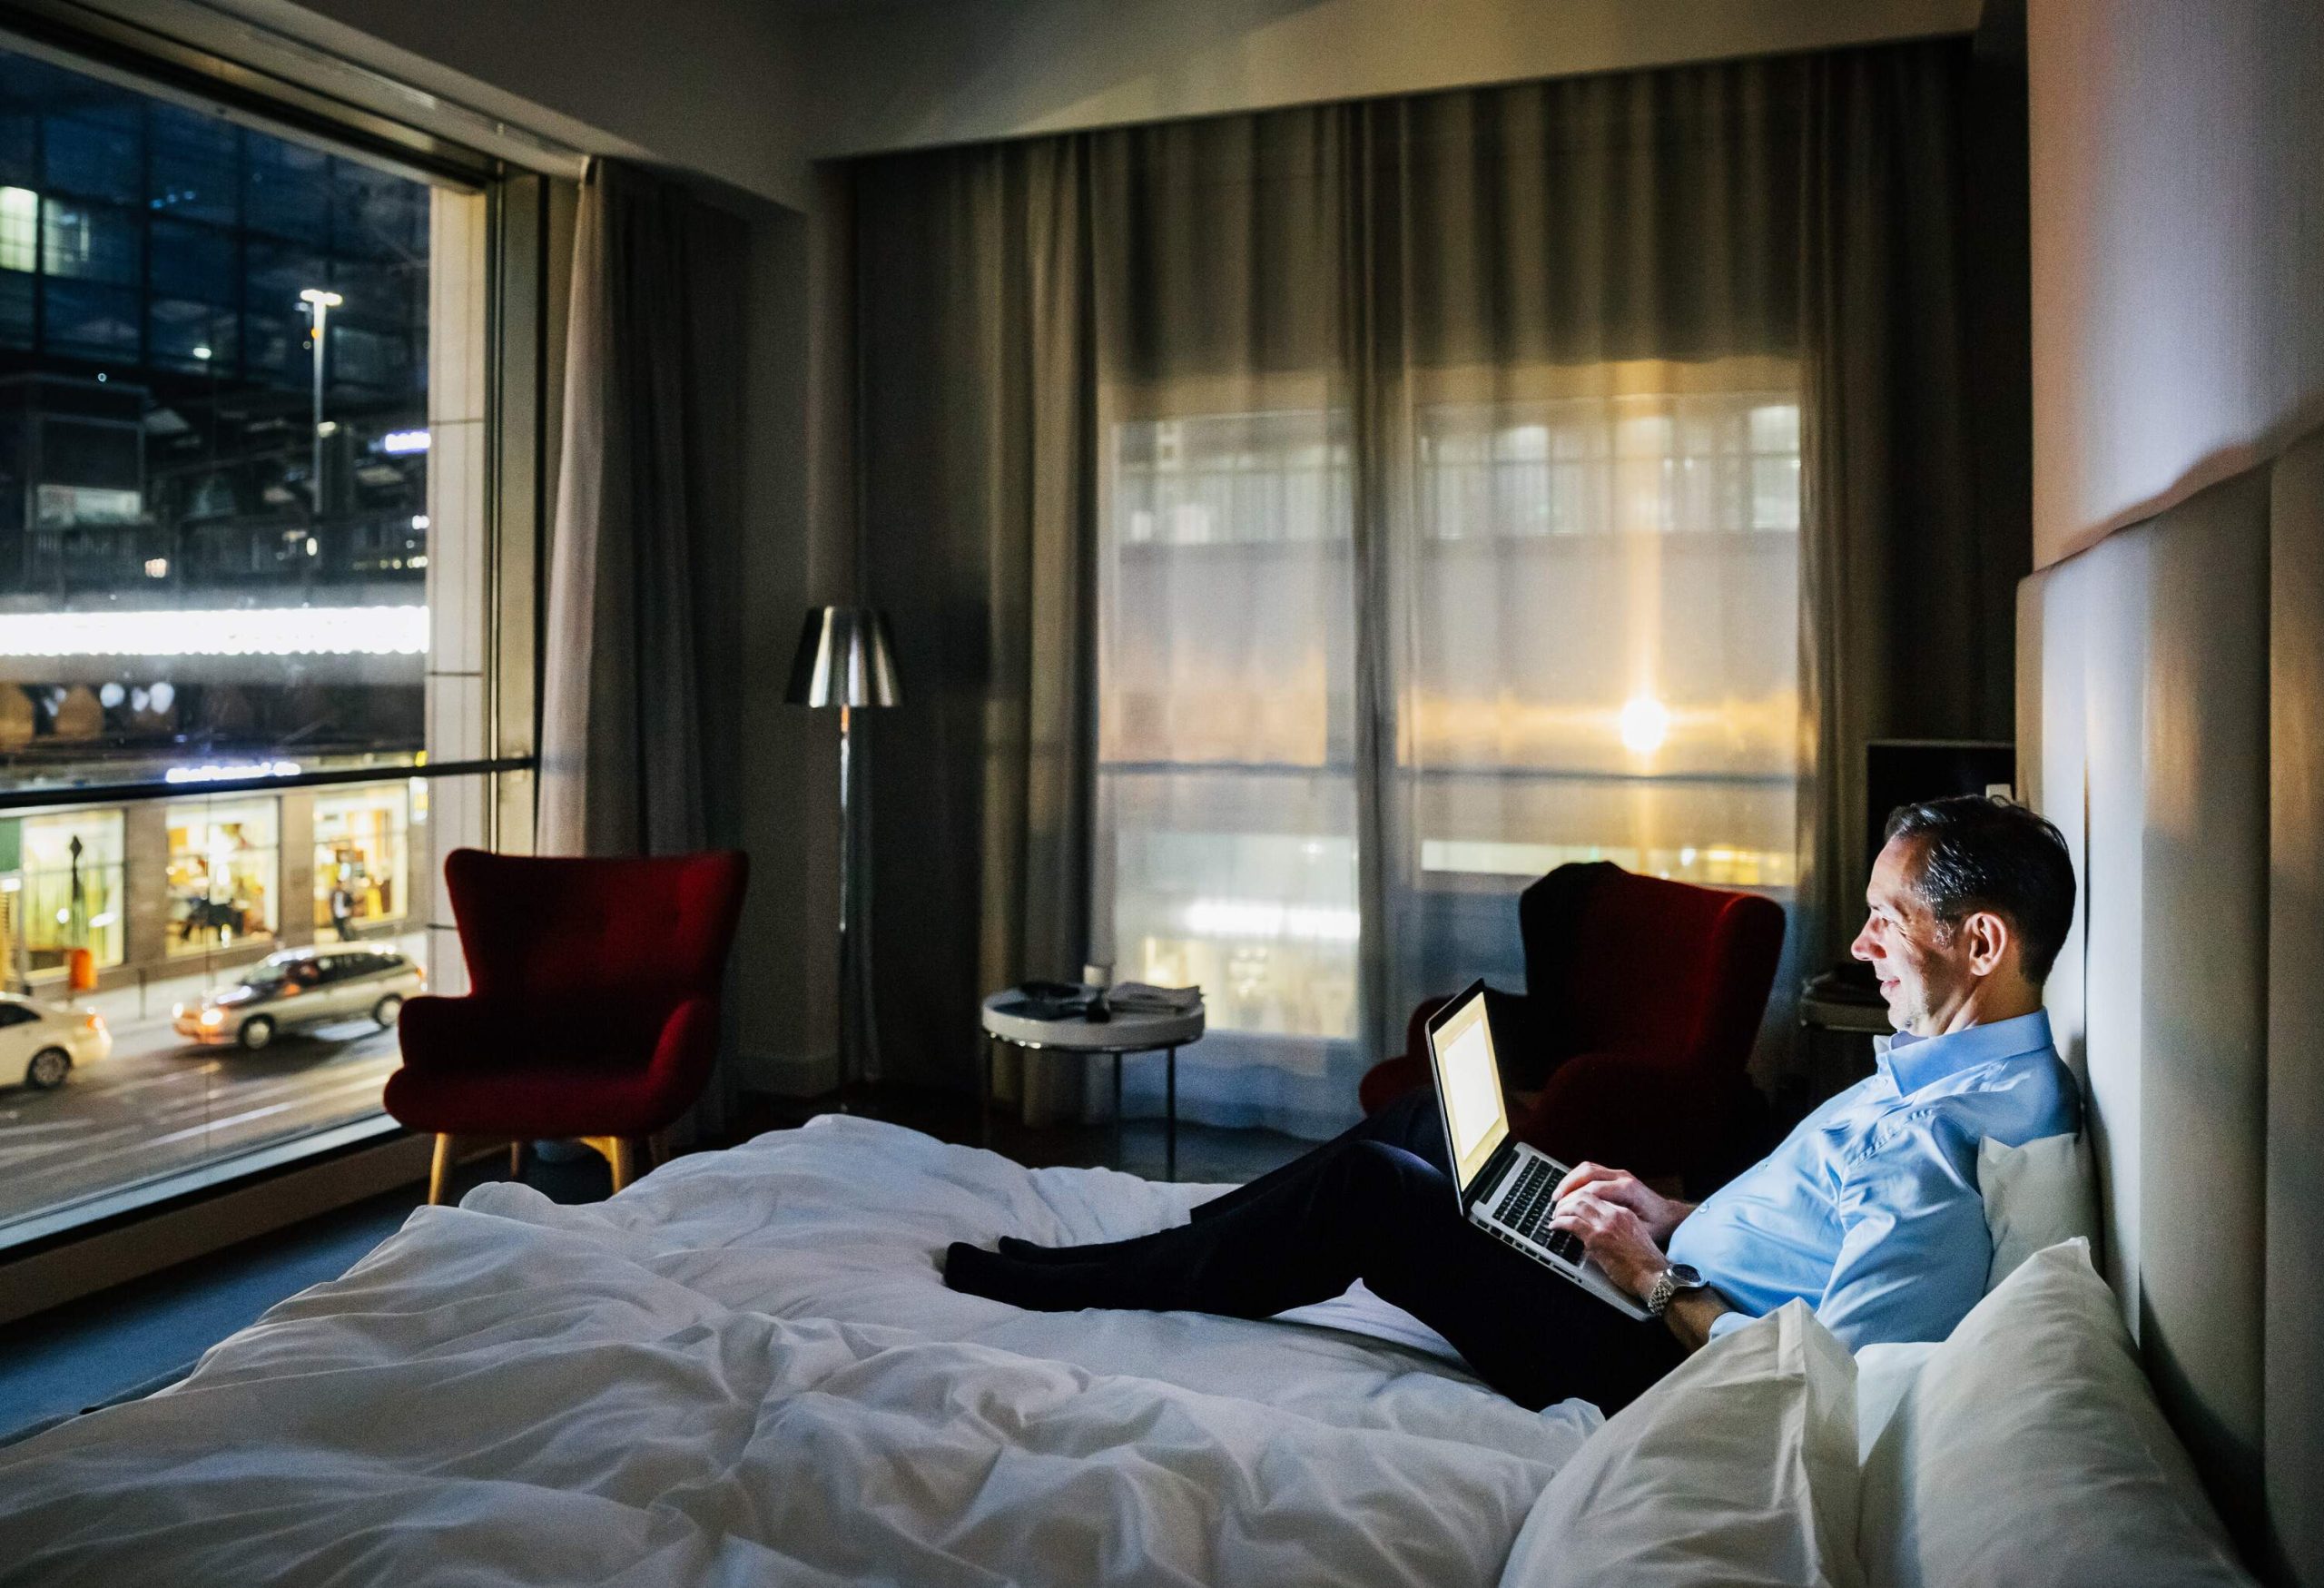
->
xmin=1853 ymin=1341 xmax=1936 ymax=1463
xmin=1857 ymin=1238 xmax=2254 ymax=1588
xmin=1499 ymin=1301 xmax=1863 ymax=1588
xmin=1977 ymin=1130 xmax=2095 ymax=1291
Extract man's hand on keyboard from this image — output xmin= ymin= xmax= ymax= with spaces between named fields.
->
xmin=1545 ymin=1190 xmax=1664 ymax=1303
xmin=1551 ymin=1162 xmax=1694 ymax=1246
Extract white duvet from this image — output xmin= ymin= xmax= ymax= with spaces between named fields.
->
xmin=0 ymin=1117 xmax=1600 ymax=1586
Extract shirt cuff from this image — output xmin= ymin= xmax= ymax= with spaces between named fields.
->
xmin=1705 ymin=1308 xmax=1755 ymax=1342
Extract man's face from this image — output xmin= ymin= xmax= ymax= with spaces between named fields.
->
xmin=1850 ymin=836 xmax=1972 ymax=1036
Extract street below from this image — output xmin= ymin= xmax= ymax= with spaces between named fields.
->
xmin=0 ymin=1006 xmax=399 ymax=1236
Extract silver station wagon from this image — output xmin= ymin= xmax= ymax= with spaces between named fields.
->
xmin=173 ymin=946 xmax=425 ymax=1050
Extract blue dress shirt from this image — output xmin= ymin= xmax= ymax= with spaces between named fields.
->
xmin=1665 ymin=1010 xmax=2079 ymax=1348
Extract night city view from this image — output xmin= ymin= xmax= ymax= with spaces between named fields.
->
xmin=0 ymin=43 xmax=441 ymax=1237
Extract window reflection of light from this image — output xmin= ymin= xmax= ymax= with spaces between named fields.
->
xmin=1618 ymin=695 xmax=1670 ymax=755
xmin=166 ymin=761 xmax=300 ymax=784
xmin=0 ymin=186 xmax=36 ymax=272
xmin=1185 ymin=898 xmax=1361 ymax=942
xmin=0 ymin=607 xmax=426 ymax=657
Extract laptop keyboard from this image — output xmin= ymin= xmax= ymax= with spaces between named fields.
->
xmin=1493 ymin=1158 xmax=1587 ymax=1265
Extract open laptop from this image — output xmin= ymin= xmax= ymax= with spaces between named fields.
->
xmin=1424 ymin=980 xmax=1650 ymax=1320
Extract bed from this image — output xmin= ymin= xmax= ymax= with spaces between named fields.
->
xmin=0 ymin=1115 xmax=1599 ymax=1585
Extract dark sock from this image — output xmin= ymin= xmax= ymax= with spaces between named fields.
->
xmin=998 ymin=1233 xmax=1162 ymax=1264
xmin=943 ymin=1242 xmax=1120 ymax=1312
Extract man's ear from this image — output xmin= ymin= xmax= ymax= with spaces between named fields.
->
xmin=1960 ymin=909 xmax=2012 ymax=978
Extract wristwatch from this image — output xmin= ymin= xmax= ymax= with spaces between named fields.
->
xmin=1646 ymin=1263 xmax=1709 ymax=1318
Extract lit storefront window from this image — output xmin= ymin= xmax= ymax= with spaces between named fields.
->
xmin=12 ymin=809 xmax=126 ymax=973
xmin=312 ymin=784 xmax=408 ymax=938
xmin=165 ymin=799 xmax=279 ymax=955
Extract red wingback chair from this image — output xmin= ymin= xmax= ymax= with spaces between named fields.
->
xmin=1358 ymin=862 xmax=1785 ymax=1196
xmin=385 ymin=848 xmax=750 ymax=1203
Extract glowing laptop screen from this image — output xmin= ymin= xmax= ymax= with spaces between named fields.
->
xmin=1432 ymin=989 xmax=1511 ymax=1189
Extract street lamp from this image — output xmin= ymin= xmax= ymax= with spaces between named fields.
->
xmin=299 ymin=288 xmax=342 ymax=522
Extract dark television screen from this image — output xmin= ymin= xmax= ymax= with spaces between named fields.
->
xmin=1865 ymin=740 xmax=2017 ymax=876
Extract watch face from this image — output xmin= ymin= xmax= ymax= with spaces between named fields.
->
xmin=1669 ymin=1265 xmax=1703 ymax=1288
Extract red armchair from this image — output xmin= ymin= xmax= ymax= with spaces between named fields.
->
xmin=385 ymin=848 xmax=750 ymax=1203
xmin=1359 ymin=862 xmax=1785 ymax=1196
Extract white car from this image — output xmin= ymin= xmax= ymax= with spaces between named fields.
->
xmin=173 ymin=945 xmax=425 ymax=1050
xmin=0 ymin=993 xmax=113 ymax=1090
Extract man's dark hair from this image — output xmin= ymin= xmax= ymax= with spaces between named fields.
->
xmin=1882 ymin=795 xmax=2077 ymax=984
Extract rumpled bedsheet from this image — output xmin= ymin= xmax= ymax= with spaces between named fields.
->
xmin=0 ymin=1115 xmax=1598 ymax=1585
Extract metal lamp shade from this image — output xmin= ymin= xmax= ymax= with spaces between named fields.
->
xmin=784 ymin=606 xmax=901 ymax=708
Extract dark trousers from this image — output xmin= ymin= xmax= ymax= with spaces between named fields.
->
xmin=1040 ymin=1091 xmax=1683 ymax=1412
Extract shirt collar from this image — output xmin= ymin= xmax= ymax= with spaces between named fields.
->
xmin=1874 ymin=1009 xmax=2054 ymax=1098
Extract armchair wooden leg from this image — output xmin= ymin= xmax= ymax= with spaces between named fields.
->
xmin=428 ymin=1134 xmax=454 ymax=1206
xmin=509 ymin=1139 xmax=525 ymax=1180
xmin=578 ymin=1135 xmax=641 ymax=1194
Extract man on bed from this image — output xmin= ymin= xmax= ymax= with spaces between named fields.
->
xmin=948 ymin=795 xmax=2081 ymax=1415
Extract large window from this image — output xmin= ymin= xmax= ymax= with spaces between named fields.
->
xmin=0 ymin=36 xmax=527 ymax=1253
xmin=1097 ymin=361 xmax=1800 ymax=1135
xmin=1405 ymin=374 xmax=1800 ymax=891
xmin=1104 ymin=399 xmax=1361 ymax=1102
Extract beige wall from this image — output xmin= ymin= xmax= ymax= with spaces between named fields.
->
xmin=799 ymin=0 xmax=1981 ymax=157
xmin=2028 ymin=0 xmax=2324 ymax=568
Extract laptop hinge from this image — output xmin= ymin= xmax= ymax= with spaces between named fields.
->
xmin=1465 ymin=1137 xmax=1519 ymax=1212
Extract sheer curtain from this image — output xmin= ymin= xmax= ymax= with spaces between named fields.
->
xmin=1087 ymin=113 xmax=1362 ymax=1131
xmin=851 ymin=40 xmax=1998 ymax=1136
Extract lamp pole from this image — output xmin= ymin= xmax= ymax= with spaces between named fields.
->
xmin=784 ymin=607 xmax=901 ymax=1084
xmin=299 ymin=289 xmax=343 ymax=524
xmin=837 ymin=697 xmax=852 ymax=1067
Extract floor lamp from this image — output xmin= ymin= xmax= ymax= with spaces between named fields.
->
xmin=786 ymin=606 xmax=901 ymax=1080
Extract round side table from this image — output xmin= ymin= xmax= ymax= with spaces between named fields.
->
xmin=980 ymin=990 xmax=1205 ymax=1180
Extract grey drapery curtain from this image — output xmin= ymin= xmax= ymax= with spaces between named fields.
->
xmin=1796 ymin=44 xmax=2022 ymax=968
xmin=854 ymin=146 xmax=1099 ymax=1122
xmin=539 ymin=159 xmax=749 ymax=1126
xmin=852 ymin=39 xmax=2011 ymax=1119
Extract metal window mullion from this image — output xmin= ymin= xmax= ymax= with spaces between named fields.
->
xmin=0 ymin=755 xmax=539 ymax=814
xmin=135 ymin=94 xmax=149 ymax=367
xmin=28 ymin=94 xmax=42 ymax=351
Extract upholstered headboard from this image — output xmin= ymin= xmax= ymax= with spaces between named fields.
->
xmin=2018 ymin=426 xmax=2324 ymax=1588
